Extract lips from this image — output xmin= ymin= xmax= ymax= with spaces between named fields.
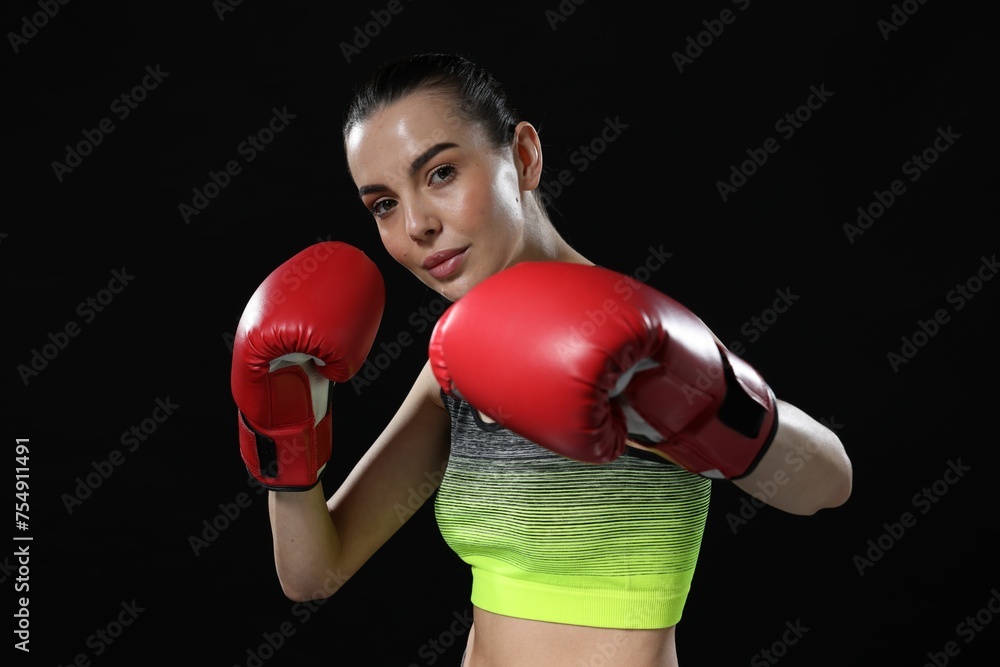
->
xmin=423 ymin=247 xmax=468 ymax=280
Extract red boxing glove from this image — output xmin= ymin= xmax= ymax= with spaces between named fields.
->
xmin=428 ymin=262 xmax=778 ymax=480
xmin=231 ymin=242 xmax=385 ymax=490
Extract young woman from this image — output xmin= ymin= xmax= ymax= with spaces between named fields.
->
xmin=238 ymin=53 xmax=853 ymax=666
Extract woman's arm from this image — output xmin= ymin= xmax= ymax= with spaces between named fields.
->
xmin=732 ymin=398 xmax=852 ymax=515
xmin=626 ymin=396 xmax=852 ymax=515
xmin=268 ymin=359 xmax=451 ymax=601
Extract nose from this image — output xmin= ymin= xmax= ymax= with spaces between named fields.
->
xmin=404 ymin=200 xmax=441 ymax=241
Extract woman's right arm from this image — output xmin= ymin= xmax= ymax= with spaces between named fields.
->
xmin=268 ymin=358 xmax=450 ymax=601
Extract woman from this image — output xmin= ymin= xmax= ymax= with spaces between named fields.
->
xmin=263 ymin=53 xmax=852 ymax=666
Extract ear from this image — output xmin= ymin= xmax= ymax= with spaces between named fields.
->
xmin=511 ymin=121 xmax=543 ymax=192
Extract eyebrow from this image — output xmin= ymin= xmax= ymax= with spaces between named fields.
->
xmin=357 ymin=142 xmax=459 ymax=198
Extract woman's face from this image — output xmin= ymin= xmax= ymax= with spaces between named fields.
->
xmin=345 ymin=89 xmax=531 ymax=301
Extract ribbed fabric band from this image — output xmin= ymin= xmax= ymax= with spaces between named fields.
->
xmin=470 ymin=563 xmax=695 ymax=629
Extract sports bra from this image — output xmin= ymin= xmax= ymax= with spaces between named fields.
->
xmin=434 ymin=391 xmax=711 ymax=629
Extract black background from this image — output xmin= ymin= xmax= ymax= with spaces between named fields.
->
xmin=3 ymin=1 xmax=998 ymax=665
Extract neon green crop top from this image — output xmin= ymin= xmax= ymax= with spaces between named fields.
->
xmin=434 ymin=392 xmax=711 ymax=629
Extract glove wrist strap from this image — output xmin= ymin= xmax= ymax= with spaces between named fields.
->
xmin=237 ymin=400 xmax=333 ymax=491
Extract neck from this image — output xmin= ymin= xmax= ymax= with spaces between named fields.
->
xmin=515 ymin=204 xmax=594 ymax=267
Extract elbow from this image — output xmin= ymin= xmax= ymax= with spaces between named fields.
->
xmin=798 ymin=428 xmax=854 ymax=514
xmin=831 ymin=465 xmax=853 ymax=508
xmin=277 ymin=568 xmax=349 ymax=603
xmin=815 ymin=469 xmax=853 ymax=513
xmin=798 ymin=456 xmax=854 ymax=516
xmin=823 ymin=440 xmax=854 ymax=510
xmin=281 ymin=585 xmax=331 ymax=604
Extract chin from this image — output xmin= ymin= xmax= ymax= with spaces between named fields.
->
xmin=438 ymin=284 xmax=465 ymax=303
xmin=421 ymin=264 xmax=491 ymax=302
xmin=437 ymin=270 xmax=481 ymax=302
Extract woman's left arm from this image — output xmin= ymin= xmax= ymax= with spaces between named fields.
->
xmin=732 ymin=398 xmax=853 ymax=515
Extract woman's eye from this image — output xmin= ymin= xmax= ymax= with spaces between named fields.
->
xmin=371 ymin=199 xmax=397 ymax=218
xmin=429 ymin=165 xmax=456 ymax=184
